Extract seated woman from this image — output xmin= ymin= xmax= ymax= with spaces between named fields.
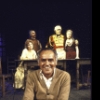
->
xmin=14 ymin=39 xmax=37 ymax=89
xmin=65 ymin=29 xmax=79 ymax=59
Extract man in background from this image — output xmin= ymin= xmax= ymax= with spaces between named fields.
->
xmin=46 ymin=25 xmax=66 ymax=59
xmin=26 ymin=30 xmax=42 ymax=53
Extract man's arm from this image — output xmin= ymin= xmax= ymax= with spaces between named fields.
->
xmin=75 ymin=39 xmax=80 ymax=59
xmin=58 ymin=72 xmax=71 ymax=100
xmin=75 ymin=46 xmax=79 ymax=59
xmin=23 ymin=73 xmax=35 ymax=100
xmin=37 ymin=40 xmax=42 ymax=52
xmin=49 ymin=35 xmax=54 ymax=47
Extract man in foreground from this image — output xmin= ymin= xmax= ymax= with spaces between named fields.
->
xmin=23 ymin=48 xmax=71 ymax=100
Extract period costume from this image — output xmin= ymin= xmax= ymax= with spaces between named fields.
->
xmin=14 ymin=61 xmax=24 ymax=89
xmin=49 ymin=34 xmax=66 ymax=59
xmin=14 ymin=48 xmax=37 ymax=89
xmin=65 ymin=39 xmax=78 ymax=59
xmin=23 ymin=68 xmax=71 ymax=100
xmin=26 ymin=39 xmax=42 ymax=53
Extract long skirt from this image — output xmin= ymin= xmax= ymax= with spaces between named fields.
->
xmin=14 ymin=61 xmax=24 ymax=89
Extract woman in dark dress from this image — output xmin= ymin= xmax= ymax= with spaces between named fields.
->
xmin=65 ymin=29 xmax=79 ymax=59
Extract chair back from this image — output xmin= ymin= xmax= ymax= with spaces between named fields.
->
xmin=7 ymin=57 xmax=16 ymax=74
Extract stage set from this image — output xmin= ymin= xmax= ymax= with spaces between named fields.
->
xmin=0 ymin=58 xmax=91 ymax=100
xmin=15 ymin=58 xmax=91 ymax=89
xmin=0 ymin=0 xmax=92 ymax=99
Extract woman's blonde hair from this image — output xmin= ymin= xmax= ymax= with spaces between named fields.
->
xmin=24 ymin=39 xmax=34 ymax=49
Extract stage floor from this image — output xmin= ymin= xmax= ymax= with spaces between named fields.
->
xmin=0 ymin=80 xmax=91 ymax=100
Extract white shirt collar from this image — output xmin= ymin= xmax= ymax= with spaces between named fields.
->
xmin=40 ymin=67 xmax=56 ymax=80
xmin=40 ymin=68 xmax=56 ymax=89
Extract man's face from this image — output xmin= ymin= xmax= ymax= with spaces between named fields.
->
xmin=55 ymin=29 xmax=61 ymax=35
xmin=38 ymin=50 xmax=57 ymax=76
xmin=30 ymin=31 xmax=36 ymax=38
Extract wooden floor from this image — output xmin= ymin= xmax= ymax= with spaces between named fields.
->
xmin=0 ymin=81 xmax=91 ymax=100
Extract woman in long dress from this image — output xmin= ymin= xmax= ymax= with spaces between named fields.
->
xmin=65 ymin=29 xmax=80 ymax=82
xmin=65 ymin=29 xmax=79 ymax=59
xmin=14 ymin=39 xmax=37 ymax=89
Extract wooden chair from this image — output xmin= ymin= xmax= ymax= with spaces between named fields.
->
xmin=0 ymin=57 xmax=12 ymax=97
xmin=7 ymin=57 xmax=16 ymax=74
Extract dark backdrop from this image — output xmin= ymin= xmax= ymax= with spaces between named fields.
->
xmin=0 ymin=1 xmax=92 ymax=59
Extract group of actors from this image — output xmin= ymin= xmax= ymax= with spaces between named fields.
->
xmin=20 ymin=24 xmax=79 ymax=60
xmin=14 ymin=25 xmax=79 ymax=100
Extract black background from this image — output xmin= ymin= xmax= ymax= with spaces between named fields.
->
xmin=0 ymin=1 xmax=92 ymax=58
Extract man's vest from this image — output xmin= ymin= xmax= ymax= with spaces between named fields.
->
xmin=49 ymin=34 xmax=65 ymax=50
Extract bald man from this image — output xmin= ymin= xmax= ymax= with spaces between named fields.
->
xmin=23 ymin=48 xmax=71 ymax=100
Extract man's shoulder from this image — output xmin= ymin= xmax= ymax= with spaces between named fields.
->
xmin=56 ymin=68 xmax=70 ymax=78
xmin=60 ymin=34 xmax=64 ymax=37
xmin=28 ymin=69 xmax=40 ymax=76
xmin=50 ymin=34 xmax=57 ymax=39
xmin=26 ymin=38 xmax=38 ymax=41
xmin=25 ymin=39 xmax=31 ymax=41
xmin=51 ymin=34 xmax=56 ymax=37
xmin=27 ymin=69 xmax=40 ymax=81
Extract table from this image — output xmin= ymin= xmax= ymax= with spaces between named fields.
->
xmin=15 ymin=58 xmax=91 ymax=90
xmin=76 ymin=58 xmax=91 ymax=89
